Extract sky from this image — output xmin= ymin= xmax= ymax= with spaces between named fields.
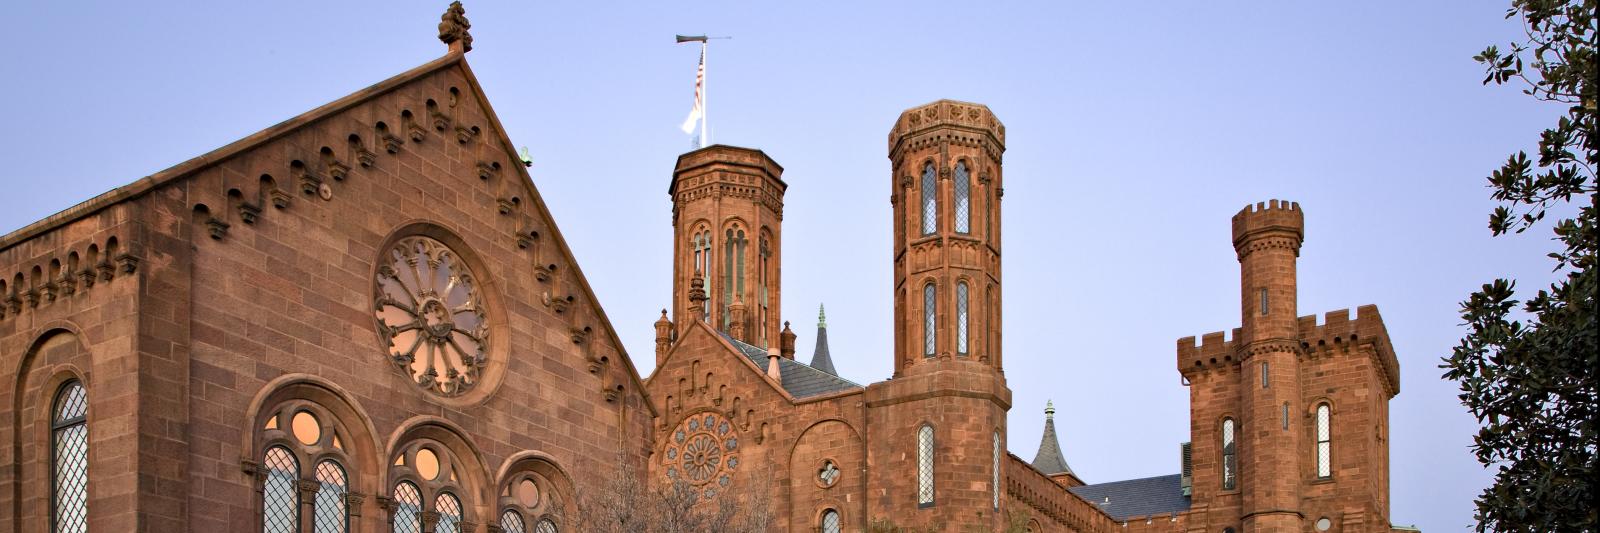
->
xmin=0 ymin=2 xmax=1572 ymax=531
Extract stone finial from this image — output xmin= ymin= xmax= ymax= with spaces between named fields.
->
xmin=438 ymin=1 xmax=473 ymax=53
xmin=818 ymin=303 xmax=827 ymax=328
xmin=688 ymin=269 xmax=708 ymax=318
xmin=780 ymin=321 xmax=797 ymax=360
xmin=1046 ymin=399 xmax=1055 ymax=419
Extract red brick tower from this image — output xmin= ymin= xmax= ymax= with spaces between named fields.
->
xmin=669 ymin=146 xmax=786 ymax=349
xmin=865 ymin=100 xmax=1011 ymax=529
xmin=1232 ymin=200 xmax=1305 ymax=532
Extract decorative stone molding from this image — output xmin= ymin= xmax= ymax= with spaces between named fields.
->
xmin=270 ymin=188 xmax=293 ymax=209
xmin=116 ymin=253 xmax=139 ymax=274
xmin=514 ymin=227 xmax=537 ymax=250
xmin=355 ymin=143 xmax=378 ymax=168
xmin=380 ymin=130 xmax=403 ymax=154
xmin=77 ymin=268 xmax=95 ymax=288
xmin=346 ymin=492 xmax=367 ymax=516
xmin=327 ymin=159 xmax=351 ymax=181
xmin=57 ymin=273 xmax=76 ymax=297
xmin=477 ymin=161 xmax=499 ymax=181
xmin=296 ymin=478 xmax=322 ymax=498
xmin=299 ymin=171 xmax=324 ymax=196
xmin=205 ymin=218 xmax=231 ymax=240
xmin=534 ymin=263 xmax=555 ymax=283
xmin=455 ymin=125 xmax=477 ymax=144
xmin=238 ymin=201 xmax=262 ymax=224
xmin=96 ymin=260 xmax=114 ymax=281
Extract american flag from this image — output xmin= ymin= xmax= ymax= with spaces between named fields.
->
xmin=680 ymin=46 xmax=705 ymax=135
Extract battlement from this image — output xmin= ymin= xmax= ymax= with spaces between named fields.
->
xmin=887 ymin=99 xmax=1006 ymax=158
xmin=1231 ymin=199 xmax=1304 ymax=248
xmin=1177 ymin=306 xmax=1401 ymax=395
xmin=1297 ymin=305 xmax=1401 ymax=396
xmin=1176 ymin=328 xmax=1242 ymax=375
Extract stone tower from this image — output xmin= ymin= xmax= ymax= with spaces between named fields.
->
xmin=669 ymin=145 xmax=786 ymax=349
xmin=865 ymin=100 xmax=1011 ymax=529
xmin=1233 ymin=200 xmax=1306 ymax=532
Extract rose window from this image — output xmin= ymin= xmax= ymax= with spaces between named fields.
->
xmin=375 ymin=236 xmax=489 ymax=397
xmin=663 ymin=412 xmax=739 ymax=497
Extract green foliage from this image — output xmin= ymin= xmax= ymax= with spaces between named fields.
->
xmin=1447 ymin=1 xmax=1597 ymax=531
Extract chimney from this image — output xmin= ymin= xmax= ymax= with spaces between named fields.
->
xmin=766 ymin=348 xmax=782 ymax=381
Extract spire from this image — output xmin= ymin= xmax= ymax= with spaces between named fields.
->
xmin=1031 ymin=400 xmax=1074 ymax=476
xmin=809 ymin=303 xmax=837 ymax=376
xmin=437 ymin=1 xmax=473 ymax=53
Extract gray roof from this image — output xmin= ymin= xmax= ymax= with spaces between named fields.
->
xmin=1068 ymin=474 xmax=1191 ymax=520
xmin=721 ymin=333 xmax=860 ymax=399
xmin=1031 ymin=402 xmax=1075 ymax=476
xmin=810 ymin=304 xmax=837 ymax=376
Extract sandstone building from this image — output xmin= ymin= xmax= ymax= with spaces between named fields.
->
xmin=0 ymin=4 xmax=1415 ymax=532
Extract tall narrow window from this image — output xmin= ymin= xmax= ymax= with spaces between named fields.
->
xmin=954 ymin=162 xmax=970 ymax=233
xmin=992 ymin=431 xmax=1001 ymax=510
xmin=923 ymin=284 xmax=937 ymax=357
xmin=1282 ymin=403 xmax=1290 ymax=431
xmin=956 ymin=282 xmax=969 ymax=354
xmin=500 ymin=510 xmax=527 ymax=533
xmin=821 ymin=509 xmax=842 ymax=533
xmin=1259 ymin=288 xmax=1269 ymax=315
xmin=1261 ymin=362 xmax=1270 ymax=388
xmin=921 ymin=163 xmax=937 ymax=235
xmin=700 ymin=232 xmax=712 ymax=321
xmin=262 ymin=446 xmax=299 ymax=533
xmin=52 ymin=381 xmax=88 ymax=533
xmin=1221 ymin=418 xmax=1237 ymax=490
xmin=723 ymin=229 xmax=734 ymax=329
xmin=313 ymin=460 xmax=349 ymax=533
xmin=917 ymin=425 xmax=935 ymax=506
xmin=1316 ymin=403 xmax=1332 ymax=478
xmin=391 ymin=482 xmax=422 ymax=533
xmin=434 ymin=492 xmax=463 ymax=533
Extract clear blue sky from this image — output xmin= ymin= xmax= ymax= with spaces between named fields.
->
xmin=1 ymin=2 xmax=1567 ymax=530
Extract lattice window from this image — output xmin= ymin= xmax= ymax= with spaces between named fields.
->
xmin=534 ymin=518 xmax=559 ymax=533
xmin=923 ymin=284 xmax=937 ymax=357
xmin=1316 ymin=404 xmax=1332 ymax=478
xmin=500 ymin=510 xmax=526 ymax=533
xmin=435 ymin=492 xmax=463 ymax=533
xmin=917 ymin=425 xmax=935 ymax=506
xmin=921 ymin=163 xmax=937 ymax=235
xmin=954 ymin=162 xmax=970 ymax=233
xmin=1221 ymin=418 xmax=1237 ymax=490
xmin=391 ymin=482 xmax=422 ymax=533
xmin=992 ymin=431 xmax=1001 ymax=510
xmin=821 ymin=509 xmax=842 ymax=533
xmin=52 ymin=381 xmax=88 ymax=533
xmin=262 ymin=446 xmax=299 ymax=533
xmin=956 ymin=282 xmax=969 ymax=354
xmin=819 ymin=460 xmax=840 ymax=487
xmin=313 ymin=460 xmax=348 ymax=533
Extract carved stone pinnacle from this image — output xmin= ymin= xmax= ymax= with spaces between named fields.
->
xmin=438 ymin=1 xmax=473 ymax=53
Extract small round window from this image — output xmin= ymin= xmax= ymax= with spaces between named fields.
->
xmin=817 ymin=460 xmax=840 ymax=488
xmin=375 ymin=235 xmax=489 ymax=397
xmin=1316 ymin=518 xmax=1333 ymax=531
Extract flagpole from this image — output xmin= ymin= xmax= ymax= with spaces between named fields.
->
xmin=700 ymin=41 xmax=709 ymax=148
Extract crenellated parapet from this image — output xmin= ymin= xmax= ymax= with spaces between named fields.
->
xmin=1231 ymin=199 xmax=1304 ymax=259
xmin=1296 ymin=305 xmax=1401 ymax=397
xmin=1176 ymin=328 xmax=1241 ymax=377
xmin=887 ymin=100 xmax=1006 ymax=163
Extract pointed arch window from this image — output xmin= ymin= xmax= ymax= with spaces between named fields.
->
xmin=917 ymin=424 xmax=935 ymax=506
xmin=52 ymin=380 xmax=89 ymax=533
xmin=956 ymin=282 xmax=969 ymax=355
xmin=721 ymin=228 xmax=747 ymax=330
xmin=954 ymin=162 xmax=970 ymax=233
xmin=1316 ymin=403 xmax=1332 ymax=479
xmin=1221 ymin=418 xmax=1237 ymax=490
xmin=921 ymin=163 xmax=937 ymax=235
xmin=923 ymin=284 xmax=937 ymax=357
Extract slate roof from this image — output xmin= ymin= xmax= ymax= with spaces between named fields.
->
xmin=810 ymin=304 xmax=837 ymax=376
xmin=721 ymin=333 xmax=861 ymax=399
xmin=1031 ymin=402 xmax=1075 ymax=476
xmin=1068 ymin=474 xmax=1191 ymax=521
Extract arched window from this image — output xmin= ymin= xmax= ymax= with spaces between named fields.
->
xmin=259 ymin=403 xmax=353 ymax=533
xmin=917 ymin=424 xmax=935 ymax=506
xmin=534 ymin=518 xmax=559 ymax=533
xmin=954 ymin=161 xmax=970 ymax=233
xmin=434 ymin=492 xmax=463 ymax=533
xmin=721 ymin=228 xmax=747 ymax=331
xmin=821 ymin=509 xmax=842 ymax=533
xmin=500 ymin=510 xmax=526 ymax=533
xmin=313 ymin=460 xmax=349 ymax=533
xmin=991 ymin=431 xmax=1001 ymax=510
xmin=391 ymin=481 xmax=422 ymax=533
xmin=696 ymin=231 xmax=712 ymax=320
xmin=956 ymin=282 xmax=969 ymax=355
xmin=263 ymin=446 xmax=299 ymax=533
xmin=922 ymin=284 xmax=937 ymax=357
xmin=51 ymin=380 xmax=89 ymax=533
xmin=921 ymin=163 xmax=937 ymax=235
xmin=1316 ymin=403 xmax=1332 ymax=479
xmin=1221 ymin=418 xmax=1237 ymax=490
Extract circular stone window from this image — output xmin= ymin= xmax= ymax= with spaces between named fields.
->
xmin=817 ymin=459 xmax=840 ymax=488
xmin=1315 ymin=517 xmax=1333 ymax=531
xmin=663 ymin=412 xmax=739 ymax=498
xmin=375 ymin=235 xmax=490 ymax=398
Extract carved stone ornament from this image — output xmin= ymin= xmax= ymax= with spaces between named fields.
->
xmin=355 ymin=144 xmax=378 ymax=168
xmin=238 ymin=202 xmax=262 ymax=224
xmin=438 ymin=1 xmax=473 ymax=53
xmin=663 ymin=411 xmax=741 ymax=498
xmin=205 ymin=218 xmax=231 ymax=240
xmin=270 ymin=188 xmax=292 ymax=209
xmin=374 ymin=236 xmax=490 ymax=398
